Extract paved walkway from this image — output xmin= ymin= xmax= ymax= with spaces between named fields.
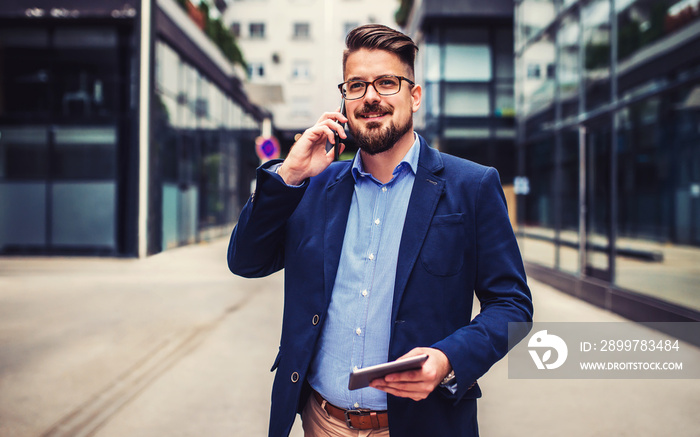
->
xmin=0 ymin=237 xmax=698 ymax=436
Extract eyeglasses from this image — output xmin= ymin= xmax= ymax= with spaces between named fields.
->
xmin=338 ymin=75 xmax=415 ymax=100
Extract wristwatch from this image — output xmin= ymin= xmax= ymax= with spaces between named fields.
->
xmin=440 ymin=370 xmax=456 ymax=386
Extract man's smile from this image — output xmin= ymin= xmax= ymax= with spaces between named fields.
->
xmin=356 ymin=105 xmax=393 ymax=122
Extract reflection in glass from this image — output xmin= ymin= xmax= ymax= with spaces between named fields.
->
xmin=585 ymin=122 xmax=611 ymax=278
xmin=559 ymin=131 xmax=581 ymax=275
xmin=557 ymin=15 xmax=581 ymax=119
xmin=615 ymin=0 xmax=700 ymax=64
xmin=0 ymin=183 xmax=47 ymax=249
xmin=0 ymin=28 xmax=51 ymax=118
xmin=444 ymin=45 xmax=491 ymax=82
xmin=583 ymin=0 xmax=612 ymax=111
xmin=53 ymin=28 xmax=118 ymax=120
xmin=495 ymin=29 xmax=515 ymax=80
xmin=522 ymin=137 xmax=557 ymax=269
xmin=154 ymin=38 xmax=250 ymax=250
xmin=615 ymin=82 xmax=700 ymax=311
xmin=519 ymin=40 xmax=556 ymax=115
xmin=496 ymin=82 xmax=515 ymax=117
xmin=53 ymin=127 xmax=116 ymax=180
xmin=516 ymin=0 xmax=557 ymax=49
xmin=0 ymin=127 xmax=48 ymax=179
xmin=444 ymin=83 xmax=490 ymax=116
xmin=52 ymin=182 xmax=116 ymax=247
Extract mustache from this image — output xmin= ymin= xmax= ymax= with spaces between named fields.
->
xmin=355 ymin=103 xmax=393 ymax=117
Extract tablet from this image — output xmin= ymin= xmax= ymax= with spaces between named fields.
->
xmin=348 ymin=354 xmax=429 ymax=391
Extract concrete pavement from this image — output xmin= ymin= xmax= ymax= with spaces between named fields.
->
xmin=0 ymin=237 xmax=698 ymax=436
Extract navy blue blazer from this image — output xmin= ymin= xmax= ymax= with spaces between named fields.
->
xmin=228 ymin=135 xmax=533 ymax=437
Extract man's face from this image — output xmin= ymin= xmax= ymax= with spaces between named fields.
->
xmin=343 ymin=48 xmax=421 ymax=155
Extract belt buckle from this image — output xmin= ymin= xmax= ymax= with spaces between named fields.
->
xmin=343 ymin=409 xmax=368 ymax=430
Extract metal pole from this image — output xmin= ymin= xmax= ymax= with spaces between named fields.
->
xmin=578 ymin=125 xmax=587 ymax=277
xmin=138 ymin=0 xmax=153 ymax=258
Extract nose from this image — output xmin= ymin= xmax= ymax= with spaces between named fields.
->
xmin=363 ymin=82 xmax=381 ymax=103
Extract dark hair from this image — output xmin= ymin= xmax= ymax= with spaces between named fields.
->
xmin=343 ymin=24 xmax=418 ymax=79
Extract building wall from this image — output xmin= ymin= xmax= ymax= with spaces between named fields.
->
xmin=0 ymin=19 xmax=136 ymax=255
xmin=0 ymin=0 xmax=265 ymax=256
xmin=515 ymin=0 xmax=700 ymax=317
xmin=223 ymin=0 xmax=398 ymax=145
xmin=405 ymin=2 xmax=518 ymax=183
xmin=150 ymin=0 xmax=263 ymax=254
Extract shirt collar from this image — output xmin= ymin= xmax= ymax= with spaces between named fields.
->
xmin=351 ymin=133 xmax=420 ymax=183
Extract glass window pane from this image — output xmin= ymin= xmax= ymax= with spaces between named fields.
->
xmin=0 ymin=126 xmax=49 ymax=179
xmin=557 ymin=15 xmax=581 ymax=101
xmin=424 ymin=44 xmax=441 ymax=82
xmin=0 ymin=182 xmax=47 ymax=248
xmin=53 ymin=27 xmax=119 ymax=120
xmin=157 ymin=41 xmax=180 ymax=95
xmin=523 ymin=137 xmax=557 ymax=269
xmin=424 ymin=82 xmax=441 ymax=117
xmin=518 ymin=37 xmax=556 ymax=116
xmin=52 ymin=182 xmax=115 ymax=248
xmin=585 ymin=123 xmax=611 ymax=276
xmin=496 ymin=82 xmax=515 ymax=117
xmin=614 ymin=84 xmax=700 ymax=312
xmin=615 ymin=0 xmax=689 ymax=63
xmin=53 ymin=127 xmax=116 ymax=179
xmin=0 ymin=28 xmax=51 ymax=118
xmin=444 ymin=83 xmax=490 ymax=116
xmin=495 ymin=28 xmax=514 ymax=80
xmin=54 ymin=27 xmax=117 ymax=48
xmin=445 ymin=44 xmax=492 ymax=82
xmin=583 ymin=0 xmax=612 ymax=111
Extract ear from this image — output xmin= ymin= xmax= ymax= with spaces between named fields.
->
xmin=410 ymin=84 xmax=422 ymax=113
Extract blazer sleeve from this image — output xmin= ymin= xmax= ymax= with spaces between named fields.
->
xmin=431 ymin=167 xmax=533 ymax=401
xmin=227 ymin=160 xmax=309 ymax=278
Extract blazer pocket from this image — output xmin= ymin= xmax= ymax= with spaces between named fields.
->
xmin=420 ymin=213 xmax=466 ymax=276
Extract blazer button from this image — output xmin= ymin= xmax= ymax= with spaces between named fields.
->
xmin=291 ymin=372 xmax=300 ymax=383
xmin=312 ymin=314 xmax=320 ymax=326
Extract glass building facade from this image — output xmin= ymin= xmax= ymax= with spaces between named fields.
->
xmin=515 ymin=0 xmax=700 ymax=320
xmin=0 ymin=22 xmax=134 ymax=254
xmin=0 ymin=0 xmax=265 ymax=257
xmin=153 ymin=40 xmax=260 ymax=252
xmin=405 ymin=0 xmax=519 ymax=184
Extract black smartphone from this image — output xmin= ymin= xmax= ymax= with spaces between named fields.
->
xmin=325 ymin=99 xmax=345 ymax=161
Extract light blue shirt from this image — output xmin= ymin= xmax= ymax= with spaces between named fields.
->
xmin=307 ymin=135 xmax=419 ymax=410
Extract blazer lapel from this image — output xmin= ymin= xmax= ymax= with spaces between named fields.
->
xmin=392 ymin=139 xmax=445 ymax=321
xmin=323 ymin=167 xmax=355 ymax=304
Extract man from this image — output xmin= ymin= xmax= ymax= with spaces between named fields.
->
xmin=228 ymin=24 xmax=533 ymax=437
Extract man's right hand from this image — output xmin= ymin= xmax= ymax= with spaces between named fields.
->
xmin=277 ymin=110 xmax=347 ymax=186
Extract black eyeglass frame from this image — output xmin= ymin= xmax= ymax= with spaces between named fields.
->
xmin=337 ymin=75 xmax=415 ymax=100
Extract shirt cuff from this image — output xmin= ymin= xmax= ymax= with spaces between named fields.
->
xmin=265 ymin=163 xmax=305 ymax=187
xmin=442 ymin=381 xmax=458 ymax=395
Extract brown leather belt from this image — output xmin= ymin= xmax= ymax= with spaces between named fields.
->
xmin=313 ymin=390 xmax=389 ymax=430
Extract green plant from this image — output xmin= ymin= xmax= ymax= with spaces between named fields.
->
xmin=395 ymin=0 xmax=413 ymax=27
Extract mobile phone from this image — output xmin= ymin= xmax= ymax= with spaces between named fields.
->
xmin=325 ymin=99 xmax=345 ymax=161
xmin=348 ymin=354 xmax=429 ymax=391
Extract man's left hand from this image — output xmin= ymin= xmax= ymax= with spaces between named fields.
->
xmin=369 ymin=347 xmax=452 ymax=401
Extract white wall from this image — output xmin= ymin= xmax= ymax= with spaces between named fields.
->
xmin=224 ymin=0 xmax=400 ymax=131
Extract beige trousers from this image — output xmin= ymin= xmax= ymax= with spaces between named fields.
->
xmin=301 ymin=394 xmax=391 ymax=437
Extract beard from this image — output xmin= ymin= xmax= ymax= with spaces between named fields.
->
xmin=350 ymin=103 xmax=413 ymax=156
